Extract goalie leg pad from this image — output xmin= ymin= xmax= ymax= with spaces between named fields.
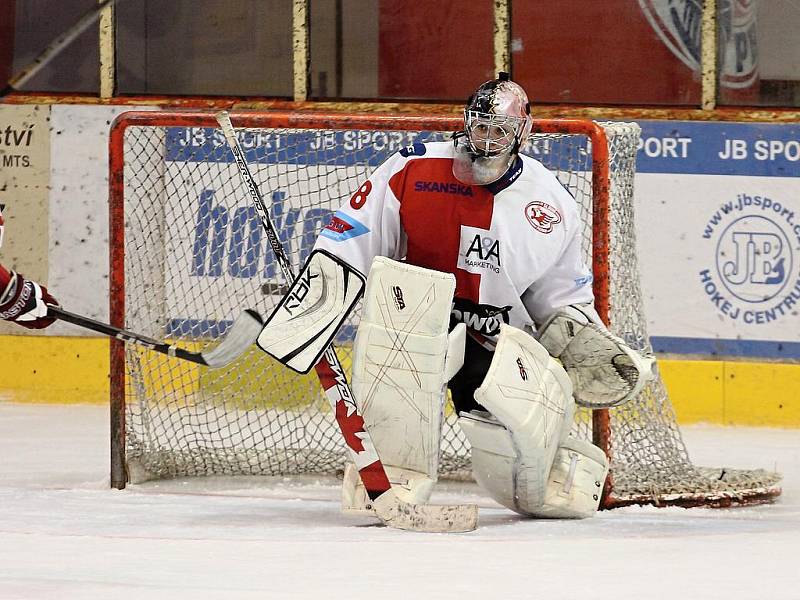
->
xmin=459 ymin=324 xmax=575 ymax=514
xmin=458 ymin=412 xmax=518 ymax=513
xmin=531 ymin=437 xmax=608 ymax=519
xmin=537 ymin=304 xmax=655 ymax=408
xmin=341 ymin=463 xmax=436 ymax=515
xmin=459 ymin=416 xmax=607 ymax=518
xmin=349 ymin=257 xmax=463 ymax=508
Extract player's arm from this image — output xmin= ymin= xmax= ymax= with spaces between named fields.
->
xmin=0 ymin=266 xmax=59 ymax=329
xmin=521 ymin=197 xmax=653 ymax=408
xmin=313 ymin=150 xmax=408 ymax=277
xmin=520 ymin=191 xmax=596 ymax=321
xmin=0 ymin=207 xmax=59 ymax=329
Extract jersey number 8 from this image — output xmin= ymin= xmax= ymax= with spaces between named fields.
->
xmin=350 ymin=181 xmax=372 ymax=209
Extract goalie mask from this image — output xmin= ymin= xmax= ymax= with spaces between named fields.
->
xmin=453 ymin=73 xmax=532 ymax=185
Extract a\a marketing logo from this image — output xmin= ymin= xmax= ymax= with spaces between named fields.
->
xmin=700 ymin=193 xmax=800 ymax=324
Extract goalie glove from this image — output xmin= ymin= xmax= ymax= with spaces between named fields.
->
xmin=536 ymin=304 xmax=655 ymax=408
xmin=0 ymin=269 xmax=59 ymax=329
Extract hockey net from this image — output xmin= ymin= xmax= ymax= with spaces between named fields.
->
xmin=109 ymin=111 xmax=781 ymax=508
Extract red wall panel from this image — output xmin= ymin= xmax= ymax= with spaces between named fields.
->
xmin=378 ymin=0 xmax=494 ymax=101
xmin=512 ymin=1 xmax=701 ymax=106
xmin=0 ymin=1 xmax=15 ymax=85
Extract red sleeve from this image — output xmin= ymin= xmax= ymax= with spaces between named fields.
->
xmin=0 ymin=264 xmax=11 ymax=290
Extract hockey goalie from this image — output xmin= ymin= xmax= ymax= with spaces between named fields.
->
xmin=258 ymin=74 xmax=654 ymax=520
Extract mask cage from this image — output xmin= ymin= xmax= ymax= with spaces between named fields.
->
xmin=464 ymin=110 xmax=526 ymax=157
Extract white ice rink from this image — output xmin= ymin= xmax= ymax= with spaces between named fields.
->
xmin=0 ymin=401 xmax=798 ymax=600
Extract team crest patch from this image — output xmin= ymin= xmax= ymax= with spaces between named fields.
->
xmin=525 ymin=201 xmax=562 ymax=233
xmin=320 ymin=212 xmax=370 ymax=242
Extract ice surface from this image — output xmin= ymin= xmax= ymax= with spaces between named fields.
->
xmin=0 ymin=402 xmax=797 ymax=600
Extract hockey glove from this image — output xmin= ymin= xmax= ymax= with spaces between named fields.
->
xmin=0 ymin=270 xmax=59 ymax=329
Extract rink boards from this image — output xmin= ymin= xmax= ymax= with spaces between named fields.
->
xmin=0 ymin=104 xmax=798 ymax=424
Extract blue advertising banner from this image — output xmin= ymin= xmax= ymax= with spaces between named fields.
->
xmin=637 ymin=121 xmax=800 ymax=177
xmin=162 ymin=120 xmax=799 ymax=359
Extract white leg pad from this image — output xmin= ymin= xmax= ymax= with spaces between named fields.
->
xmin=460 ymin=417 xmax=607 ymax=518
xmin=341 ymin=462 xmax=436 ymax=516
xmin=459 ymin=324 xmax=579 ymax=515
xmin=348 ymin=257 xmax=462 ymax=511
xmin=458 ymin=412 xmax=519 ymax=513
xmin=531 ymin=437 xmax=608 ymax=519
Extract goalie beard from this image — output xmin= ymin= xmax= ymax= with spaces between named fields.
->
xmin=452 ymin=133 xmax=517 ymax=186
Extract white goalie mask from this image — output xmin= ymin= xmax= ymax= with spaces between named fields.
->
xmin=453 ymin=73 xmax=532 ymax=185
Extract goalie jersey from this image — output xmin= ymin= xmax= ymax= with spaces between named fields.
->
xmin=313 ymin=141 xmax=594 ymax=349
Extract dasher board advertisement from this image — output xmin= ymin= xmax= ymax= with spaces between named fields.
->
xmin=636 ymin=120 xmax=800 ymax=359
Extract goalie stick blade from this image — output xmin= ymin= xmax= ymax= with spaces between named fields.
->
xmin=372 ymin=490 xmax=478 ymax=533
xmin=199 ymin=309 xmax=264 ymax=368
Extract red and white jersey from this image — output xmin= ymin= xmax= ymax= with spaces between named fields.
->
xmin=314 ymin=141 xmax=595 ymax=347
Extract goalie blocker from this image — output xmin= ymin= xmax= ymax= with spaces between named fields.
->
xmin=256 ymin=249 xmax=366 ymax=373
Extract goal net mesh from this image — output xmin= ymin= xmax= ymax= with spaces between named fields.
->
xmin=111 ymin=113 xmax=781 ymax=507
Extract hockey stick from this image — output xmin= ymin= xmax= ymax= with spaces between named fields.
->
xmin=48 ymin=305 xmax=263 ymax=369
xmin=215 ymin=111 xmax=478 ymax=533
xmin=1 ymin=0 xmax=126 ymax=98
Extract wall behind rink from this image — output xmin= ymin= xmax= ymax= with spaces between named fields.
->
xmin=0 ymin=104 xmax=797 ymax=423
xmin=1 ymin=104 xmax=146 ymax=335
xmin=0 ymin=104 xmax=150 ymax=404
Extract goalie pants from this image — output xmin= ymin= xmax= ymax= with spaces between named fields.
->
xmin=448 ymin=334 xmax=495 ymax=414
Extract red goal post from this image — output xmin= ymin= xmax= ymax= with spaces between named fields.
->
xmin=108 ymin=110 xmax=781 ymax=509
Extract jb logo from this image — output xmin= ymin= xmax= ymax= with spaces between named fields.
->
xmin=699 ymin=197 xmax=800 ymax=325
xmin=717 ymin=216 xmax=791 ymax=302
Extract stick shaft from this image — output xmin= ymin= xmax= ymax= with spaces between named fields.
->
xmin=49 ymin=305 xmax=210 ymax=366
xmin=216 ymin=111 xmax=392 ymax=498
xmin=4 ymin=0 xmax=122 ymax=93
xmin=219 ymin=115 xmax=294 ymax=281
